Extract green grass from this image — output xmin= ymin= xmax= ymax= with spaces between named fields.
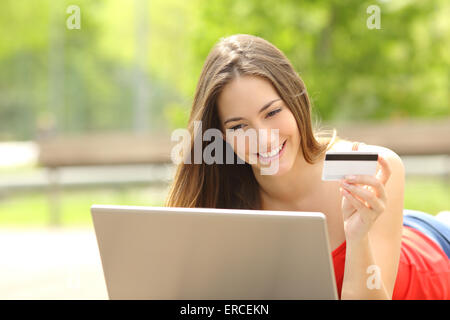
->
xmin=404 ymin=176 xmax=449 ymax=215
xmin=0 ymin=186 xmax=169 ymax=227
xmin=0 ymin=177 xmax=448 ymax=227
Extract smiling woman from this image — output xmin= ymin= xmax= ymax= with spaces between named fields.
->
xmin=166 ymin=34 xmax=337 ymax=209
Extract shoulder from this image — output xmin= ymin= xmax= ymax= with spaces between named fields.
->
xmin=359 ymin=143 xmax=405 ymax=176
xmin=327 ymin=138 xmax=354 ymax=151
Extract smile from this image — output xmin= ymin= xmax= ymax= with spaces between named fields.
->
xmin=257 ymin=140 xmax=287 ymax=162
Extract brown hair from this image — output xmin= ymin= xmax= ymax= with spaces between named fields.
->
xmin=165 ymin=34 xmax=337 ymax=209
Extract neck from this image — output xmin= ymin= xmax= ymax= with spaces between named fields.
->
xmin=252 ymin=150 xmax=326 ymax=210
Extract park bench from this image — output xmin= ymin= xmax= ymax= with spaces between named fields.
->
xmin=37 ymin=132 xmax=174 ymax=225
xmin=332 ymin=118 xmax=450 ymax=156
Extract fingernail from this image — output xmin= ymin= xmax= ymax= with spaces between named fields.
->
xmin=345 ymin=175 xmax=356 ymax=181
xmin=342 ymin=182 xmax=351 ymax=188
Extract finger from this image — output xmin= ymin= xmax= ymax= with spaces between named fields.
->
xmin=344 ymin=186 xmax=371 ymax=209
xmin=376 ymin=154 xmax=391 ymax=186
xmin=341 ymin=188 xmax=365 ymax=211
xmin=340 ymin=188 xmax=357 ymax=220
xmin=343 ymin=175 xmax=386 ymax=200
xmin=342 ymin=182 xmax=384 ymax=213
xmin=342 ymin=186 xmax=384 ymax=226
xmin=343 ymin=189 xmax=381 ymax=225
xmin=340 ymin=187 xmax=356 ymax=209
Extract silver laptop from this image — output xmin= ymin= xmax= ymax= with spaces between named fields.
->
xmin=91 ymin=205 xmax=338 ymax=300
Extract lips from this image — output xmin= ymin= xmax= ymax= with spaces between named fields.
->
xmin=257 ymin=140 xmax=287 ymax=162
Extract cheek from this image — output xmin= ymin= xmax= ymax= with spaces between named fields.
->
xmin=226 ymin=135 xmax=249 ymax=156
xmin=238 ymin=136 xmax=258 ymax=158
xmin=278 ymin=112 xmax=300 ymax=140
xmin=227 ymin=134 xmax=258 ymax=163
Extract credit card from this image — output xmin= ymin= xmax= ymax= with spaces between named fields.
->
xmin=322 ymin=151 xmax=378 ymax=181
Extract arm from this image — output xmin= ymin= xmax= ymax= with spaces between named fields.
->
xmin=339 ymin=148 xmax=405 ymax=300
xmin=342 ymin=235 xmax=390 ymax=299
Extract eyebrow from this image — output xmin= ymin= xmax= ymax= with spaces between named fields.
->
xmin=223 ymin=98 xmax=281 ymax=125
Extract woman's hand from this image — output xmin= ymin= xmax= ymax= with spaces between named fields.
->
xmin=339 ymin=154 xmax=392 ymax=244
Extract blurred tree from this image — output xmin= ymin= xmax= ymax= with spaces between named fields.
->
xmin=0 ymin=0 xmax=448 ymax=140
xmin=186 ymin=0 xmax=450 ymax=125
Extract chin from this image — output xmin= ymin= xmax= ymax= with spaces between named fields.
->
xmin=265 ymin=161 xmax=291 ymax=176
xmin=248 ymin=140 xmax=295 ymax=176
xmin=249 ymin=158 xmax=291 ymax=176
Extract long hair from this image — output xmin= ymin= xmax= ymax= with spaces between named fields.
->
xmin=165 ymin=34 xmax=337 ymax=209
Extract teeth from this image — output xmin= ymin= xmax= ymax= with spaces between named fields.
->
xmin=259 ymin=143 xmax=283 ymax=158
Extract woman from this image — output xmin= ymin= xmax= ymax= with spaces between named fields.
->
xmin=165 ymin=34 xmax=450 ymax=299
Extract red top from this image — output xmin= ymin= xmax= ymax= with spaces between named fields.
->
xmin=332 ymin=141 xmax=450 ymax=299
xmin=332 ymin=226 xmax=450 ymax=299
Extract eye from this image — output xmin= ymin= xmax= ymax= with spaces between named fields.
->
xmin=230 ymin=124 xmax=245 ymax=131
xmin=266 ymin=108 xmax=282 ymax=118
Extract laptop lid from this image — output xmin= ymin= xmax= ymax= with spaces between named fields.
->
xmin=91 ymin=205 xmax=338 ymax=300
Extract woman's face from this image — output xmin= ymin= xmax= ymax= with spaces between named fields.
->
xmin=217 ymin=75 xmax=301 ymax=176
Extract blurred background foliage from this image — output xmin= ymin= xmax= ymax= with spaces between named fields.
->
xmin=0 ymin=0 xmax=449 ymax=141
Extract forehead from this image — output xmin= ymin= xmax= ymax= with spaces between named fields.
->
xmin=216 ymin=75 xmax=280 ymax=120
